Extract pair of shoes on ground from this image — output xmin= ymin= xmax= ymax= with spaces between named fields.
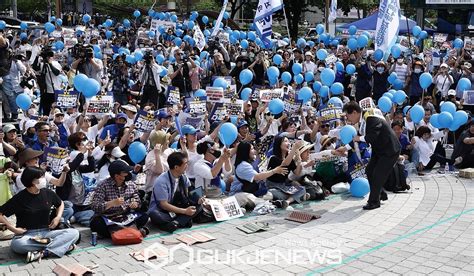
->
xmin=26 ymin=244 xmax=78 ymax=263
xmin=363 ymin=191 xmax=389 ymax=210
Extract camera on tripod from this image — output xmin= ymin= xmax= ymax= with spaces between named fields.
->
xmin=144 ymin=51 xmax=154 ymax=64
xmin=40 ymin=46 xmax=54 ymax=60
xmin=71 ymin=44 xmax=94 ymax=60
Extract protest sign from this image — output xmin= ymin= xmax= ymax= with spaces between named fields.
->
xmin=319 ymin=107 xmax=343 ymax=123
xmin=223 ymin=98 xmax=244 ymax=116
xmin=259 ymin=88 xmax=284 ymax=102
xmin=55 ymin=90 xmax=78 ymax=108
xmin=150 ymin=19 xmax=176 ymax=33
xmin=44 ymin=147 xmax=69 ymax=175
xmin=208 ymin=196 xmax=243 ymax=222
xmin=283 ymin=92 xmax=303 ymax=114
xmin=189 ymin=96 xmax=207 ymax=116
xmin=359 ymin=97 xmax=376 ymax=110
xmin=463 ymin=90 xmax=474 ymax=105
xmin=348 ymin=161 xmax=368 ymax=182
xmin=166 ymin=86 xmax=180 ymax=105
xmin=209 ymin=102 xmax=227 ymax=123
xmin=86 ymin=95 xmax=113 ymax=115
xmin=206 ymin=86 xmax=224 ymax=102
xmin=184 ymin=116 xmax=205 ymax=130
xmin=134 ymin=110 xmax=157 ymax=134
xmin=224 ymin=84 xmax=237 ymax=99
xmin=433 ymin=33 xmax=448 ymax=43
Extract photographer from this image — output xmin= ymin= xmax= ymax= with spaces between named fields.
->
xmin=110 ymin=55 xmax=130 ymax=105
xmin=1 ymin=40 xmax=26 ymax=122
xmin=32 ymin=47 xmax=62 ymax=116
xmin=138 ymin=51 xmax=164 ymax=109
xmin=209 ymin=38 xmax=231 ymax=77
xmin=169 ymin=49 xmax=195 ymax=98
xmin=71 ymin=45 xmax=103 ymax=83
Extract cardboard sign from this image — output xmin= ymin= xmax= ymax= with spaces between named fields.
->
xmin=185 ymin=116 xmax=204 ymax=129
xmin=225 ymin=84 xmax=238 ymax=99
xmin=176 ymin=232 xmax=216 ymax=246
xmin=44 ymin=147 xmax=69 ymax=175
xmin=206 ymin=86 xmax=224 ymax=102
xmin=348 ymin=161 xmax=368 ymax=181
xmin=319 ymin=107 xmax=343 ymax=123
xmin=463 ymin=90 xmax=474 ymax=105
xmin=209 ymin=102 xmax=227 ymax=123
xmin=208 ymin=196 xmax=243 ymax=222
xmin=134 ymin=110 xmax=157 ymax=134
xmin=283 ymin=92 xmax=303 ymax=114
xmin=189 ymin=96 xmax=207 ymax=116
xmin=150 ymin=19 xmax=176 ymax=34
xmin=86 ymin=95 xmax=114 ymax=115
xmin=55 ymin=90 xmax=78 ymax=108
xmin=259 ymin=88 xmax=284 ymax=102
xmin=223 ymin=98 xmax=243 ymax=116
xmin=166 ymin=86 xmax=180 ymax=105
xmin=359 ymin=97 xmax=376 ymax=110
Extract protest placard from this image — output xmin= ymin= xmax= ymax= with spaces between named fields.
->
xmin=433 ymin=33 xmax=448 ymax=43
xmin=134 ymin=110 xmax=157 ymax=134
xmin=208 ymin=196 xmax=243 ymax=222
xmin=55 ymin=90 xmax=78 ymax=108
xmin=348 ymin=161 xmax=368 ymax=182
xmin=86 ymin=95 xmax=114 ymax=115
xmin=259 ymin=88 xmax=284 ymax=102
xmin=189 ymin=96 xmax=207 ymax=116
xmin=283 ymin=92 xmax=303 ymax=114
xmin=150 ymin=19 xmax=176 ymax=33
xmin=463 ymin=90 xmax=474 ymax=105
xmin=206 ymin=86 xmax=224 ymax=102
xmin=223 ymin=98 xmax=243 ymax=116
xmin=184 ymin=116 xmax=205 ymax=130
xmin=224 ymin=84 xmax=237 ymax=99
xmin=166 ymin=86 xmax=180 ymax=105
xmin=319 ymin=107 xmax=343 ymax=123
xmin=44 ymin=147 xmax=69 ymax=175
xmin=209 ymin=102 xmax=227 ymax=123
xmin=359 ymin=97 xmax=376 ymax=110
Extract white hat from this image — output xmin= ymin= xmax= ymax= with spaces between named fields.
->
xmin=111 ymin=146 xmax=126 ymax=158
xmin=440 ymin=63 xmax=448 ymax=68
xmin=121 ymin=104 xmax=138 ymax=113
xmin=305 ymin=51 xmax=314 ymax=57
xmin=448 ymin=89 xmax=456 ymax=96
xmin=24 ymin=119 xmax=37 ymax=131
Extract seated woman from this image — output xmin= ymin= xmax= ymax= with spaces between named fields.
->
xmin=412 ymin=126 xmax=452 ymax=174
xmin=451 ymin=121 xmax=474 ymax=169
xmin=0 ymin=167 xmax=80 ymax=263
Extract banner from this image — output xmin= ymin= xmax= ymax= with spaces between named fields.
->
xmin=134 ymin=110 xmax=157 ymax=134
xmin=319 ymin=107 xmax=343 ymax=123
xmin=193 ymin=25 xmax=206 ymax=51
xmin=375 ymin=0 xmax=400 ymax=60
xmin=189 ymin=97 xmax=207 ymax=116
xmin=254 ymin=0 xmax=283 ymax=21
xmin=283 ymin=93 xmax=303 ymax=114
xmin=86 ymin=95 xmax=114 ymax=115
xmin=259 ymin=88 xmax=284 ymax=102
xmin=223 ymin=98 xmax=244 ymax=116
xmin=347 ymin=161 xmax=368 ymax=182
xmin=208 ymin=196 xmax=243 ymax=222
xmin=463 ymin=90 xmax=474 ymax=105
xmin=55 ymin=90 xmax=78 ymax=108
xmin=44 ymin=147 xmax=69 ymax=175
xmin=150 ymin=19 xmax=176 ymax=34
xmin=328 ymin=0 xmax=337 ymax=23
xmin=166 ymin=86 xmax=180 ymax=105
xmin=206 ymin=87 xmax=224 ymax=102
xmin=211 ymin=0 xmax=229 ymax=37
xmin=209 ymin=103 xmax=227 ymax=123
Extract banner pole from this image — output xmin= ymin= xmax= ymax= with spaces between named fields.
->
xmin=282 ymin=4 xmax=291 ymax=41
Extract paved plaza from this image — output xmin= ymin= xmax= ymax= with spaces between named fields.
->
xmin=0 ymin=174 xmax=473 ymax=275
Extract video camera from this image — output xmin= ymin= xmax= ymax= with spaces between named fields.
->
xmin=40 ymin=46 xmax=54 ymax=59
xmin=144 ymin=50 xmax=153 ymax=64
xmin=71 ymin=44 xmax=94 ymax=60
xmin=207 ymin=37 xmax=221 ymax=55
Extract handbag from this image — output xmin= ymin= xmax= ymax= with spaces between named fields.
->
xmin=111 ymin=227 xmax=143 ymax=245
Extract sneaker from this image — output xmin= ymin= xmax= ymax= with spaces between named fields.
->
xmin=69 ymin=216 xmax=76 ymax=224
xmin=26 ymin=251 xmax=43 ymax=263
xmin=303 ymin=193 xmax=311 ymax=201
xmin=139 ymin=227 xmax=150 ymax=237
xmin=66 ymin=244 xmax=76 ymax=254
xmin=437 ymin=169 xmax=445 ymax=174
xmin=271 ymin=200 xmax=289 ymax=209
xmin=454 ymin=157 xmax=463 ymax=166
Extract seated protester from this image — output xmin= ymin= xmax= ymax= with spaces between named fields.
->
xmin=0 ymin=167 xmax=79 ymax=263
xmin=96 ymin=143 xmax=127 ymax=184
xmin=28 ymin=122 xmax=59 ymax=164
xmin=194 ymin=141 xmax=232 ymax=198
xmin=2 ymin=124 xmax=24 ymax=161
xmin=50 ymin=109 xmax=70 ymax=149
xmin=179 ymin=125 xmax=202 ymax=186
xmin=411 ymin=126 xmax=453 ymax=174
xmin=75 ymin=113 xmax=110 ymax=145
xmin=451 ymin=121 xmax=474 ymax=169
xmin=144 ymin=130 xmax=171 ymax=194
xmin=148 ymin=152 xmax=207 ymax=233
xmin=117 ymin=125 xmax=150 ymax=166
xmin=98 ymin=113 xmax=128 ymax=143
xmin=121 ymin=104 xmax=138 ymax=127
xmin=313 ymin=135 xmax=350 ymax=190
xmin=54 ymin=133 xmax=96 ymax=226
xmin=392 ymin=121 xmax=412 ymax=161
xmin=90 ymin=160 xmax=149 ymax=238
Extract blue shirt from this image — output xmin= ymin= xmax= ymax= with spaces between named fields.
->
xmin=148 ymin=171 xmax=190 ymax=214
xmin=56 ymin=122 xmax=69 ymax=148
xmin=230 ymin=161 xmax=258 ymax=195
xmin=28 ymin=137 xmax=58 ymax=164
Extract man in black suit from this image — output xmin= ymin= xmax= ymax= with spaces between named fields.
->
xmin=341 ymin=101 xmax=401 ymax=210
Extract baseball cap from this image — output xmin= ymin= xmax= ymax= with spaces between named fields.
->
xmin=237 ymin=120 xmax=249 ymax=129
xmin=108 ymin=160 xmax=133 ymax=177
xmin=115 ymin=113 xmax=127 ymax=120
xmin=2 ymin=124 xmax=16 ymax=133
xmin=157 ymin=110 xmax=172 ymax=119
xmin=440 ymin=63 xmax=448 ymax=68
xmin=111 ymin=146 xmax=126 ymax=158
xmin=448 ymin=89 xmax=456 ymax=96
xmin=181 ymin=125 xmax=199 ymax=135
xmin=122 ymin=104 xmax=138 ymax=113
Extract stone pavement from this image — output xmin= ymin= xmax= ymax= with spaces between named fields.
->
xmin=0 ymin=174 xmax=473 ymax=275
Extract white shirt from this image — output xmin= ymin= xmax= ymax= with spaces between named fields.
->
xmin=433 ymin=74 xmax=453 ymax=97
xmin=303 ymin=61 xmax=317 ymax=74
xmin=193 ymin=157 xmax=232 ymax=190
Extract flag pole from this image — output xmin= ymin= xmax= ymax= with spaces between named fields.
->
xmin=282 ymin=4 xmax=291 ymax=42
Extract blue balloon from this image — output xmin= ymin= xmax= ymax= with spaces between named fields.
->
xmin=44 ymin=22 xmax=55 ymax=34
xmin=330 ymin=39 xmax=339 ymax=46
xmin=239 ymin=69 xmax=253 ymax=85
xmin=73 ymin=74 xmax=88 ymax=92
xmin=388 ymin=72 xmax=398 ymax=84
xmin=83 ymin=14 xmax=91 ymax=23
xmin=340 ymin=125 xmax=357 ymax=144
xmin=240 ymin=39 xmax=249 ymax=49
xmin=148 ymin=9 xmax=155 ymax=17
xmin=273 ymin=54 xmax=283 ymax=65
xmin=187 ymin=21 xmax=195 ymax=30
xmin=160 ymin=67 xmax=168 ymax=77
xmin=313 ymin=81 xmax=322 ymax=92
xmin=304 ymin=72 xmax=314 ymax=82
xmin=241 ymin=88 xmax=252 ymax=101
xmin=409 ymin=104 xmax=424 ymax=124
xmin=319 ymin=33 xmax=328 ymax=44
xmin=419 ymin=30 xmax=428 ymax=39
xmin=54 ymin=41 xmax=64 ymax=50
xmin=347 ymin=38 xmax=358 ymax=50
xmin=317 ymin=49 xmax=328 ymax=60
xmin=118 ymin=26 xmax=124 ymax=33
xmin=346 ymin=64 xmax=356 ymax=75
xmin=330 ymin=82 xmax=344 ymax=95
xmin=378 ymin=96 xmax=393 ymax=113
xmin=20 ymin=22 xmax=28 ymax=30
xmin=104 ymin=19 xmax=113 ymax=28
xmin=199 ymin=51 xmax=209 ymax=60
xmin=403 ymin=105 xmax=411 ymax=116
xmin=440 ymin=101 xmax=456 ymax=116
xmin=348 ymin=25 xmax=357 ymax=35
xmin=308 ymin=41 xmax=315 ymax=48
xmin=170 ymin=15 xmax=178 ymax=22
xmin=328 ymin=97 xmax=343 ymax=107
xmin=419 ymin=72 xmax=433 ymax=89
xmin=106 ymin=30 xmax=113 ymax=39
xmin=297 ymin=38 xmax=306 ymax=48
xmin=123 ymin=19 xmax=131 ymax=28
xmin=148 ymin=30 xmax=155 ymax=38
xmin=213 ymin=77 xmax=228 ymax=90
xmin=453 ymin=110 xmax=468 ymax=126
xmin=391 ymin=44 xmax=402 ymax=58
xmin=0 ymin=20 xmax=6 ymax=30
xmin=129 ymin=142 xmax=146 ymax=164
xmin=93 ymin=44 xmax=101 ymax=53
xmin=194 ymin=89 xmax=206 ymax=97
xmin=457 ymin=78 xmax=472 ymax=91
xmin=350 ymin=177 xmax=370 ymax=197
xmin=374 ymin=49 xmax=384 ymax=62
xmin=15 ymin=93 xmax=32 ymax=110
xmin=239 ymin=31 xmax=247 ymax=40
xmin=335 ymin=62 xmax=344 ymax=72
xmin=383 ymin=92 xmax=393 ymax=100
xmin=430 ymin=114 xmax=441 ymax=129
xmin=319 ymin=85 xmax=329 ymax=98
xmin=269 ymin=99 xmax=284 ymax=115
xmin=82 ymin=78 xmax=101 ymax=98
xmin=125 ymin=55 xmax=136 ymax=64
xmin=152 ymin=55 xmax=163 ymax=65
xmin=134 ymin=51 xmax=144 ymax=61
xmin=393 ymin=90 xmax=407 ymax=105
xmin=190 ymin=11 xmax=199 ymax=21
xmin=219 ymin=123 xmax=238 ymax=146
xmin=412 ymin=26 xmax=421 ymax=37
xmin=20 ymin=32 xmax=27 ymax=41
xmin=267 ymin=66 xmax=280 ymax=81
xmin=357 ymin=35 xmax=369 ymax=48
xmin=320 ymin=68 xmax=335 ymax=86
xmin=202 ymin=16 xmax=209 ymax=24
xmin=438 ymin=112 xmax=454 ymax=128
xmin=393 ymin=79 xmax=405 ymax=90
xmin=316 ymin=24 xmax=325 ymax=35
xmin=292 ymin=63 xmax=302 ymax=75
xmin=453 ymin=38 xmax=464 ymax=49
xmin=294 ymin=74 xmax=304 ymax=84
xmin=174 ymin=37 xmax=182 ymax=46
xmin=298 ymin=87 xmax=312 ymax=103
xmin=247 ymin=31 xmax=256 ymax=41
xmin=133 ymin=10 xmax=141 ymax=18
xmin=281 ymin=72 xmax=292 ymax=84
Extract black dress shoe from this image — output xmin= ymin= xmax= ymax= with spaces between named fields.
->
xmin=363 ymin=203 xmax=381 ymax=210
xmin=161 ymin=221 xmax=179 ymax=233
xmin=380 ymin=191 xmax=388 ymax=201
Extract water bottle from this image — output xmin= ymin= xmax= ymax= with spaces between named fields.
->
xmin=445 ymin=163 xmax=450 ymax=174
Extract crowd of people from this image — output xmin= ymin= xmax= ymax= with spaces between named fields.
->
xmin=0 ymin=9 xmax=473 ymax=264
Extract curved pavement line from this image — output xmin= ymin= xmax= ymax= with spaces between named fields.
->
xmin=0 ymin=194 xmax=347 ymax=267
xmin=305 ymin=207 xmax=474 ymax=275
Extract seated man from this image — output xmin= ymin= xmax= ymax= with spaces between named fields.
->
xmin=148 ymin=152 xmax=205 ymax=233
xmin=90 ymin=160 xmax=149 ymax=238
